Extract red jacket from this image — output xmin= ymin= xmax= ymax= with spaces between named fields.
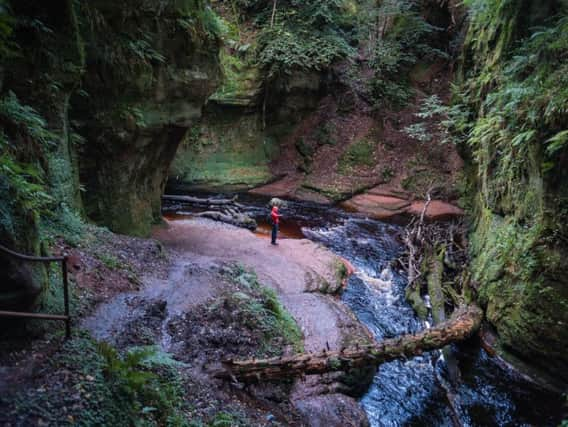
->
xmin=271 ymin=208 xmax=281 ymax=225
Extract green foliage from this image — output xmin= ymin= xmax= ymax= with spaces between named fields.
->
xmin=404 ymin=94 xmax=472 ymax=145
xmin=0 ymin=92 xmax=54 ymax=212
xmin=97 ymin=343 xmax=188 ymax=425
xmin=41 ymin=204 xmax=86 ymax=247
xmin=334 ymin=260 xmax=348 ymax=283
xmin=97 ymin=253 xmax=122 ymax=270
xmin=255 ymin=0 xmax=355 ymax=77
xmin=188 ymin=410 xmax=250 ymax=427
xmin=458 ymin=12 xmax=568 ymax=214
xmin=370 ymin=0 xmax=448 ymax=107
xmin=0 ymin=1 xmax=16 ymax=60
xmin=0 ymin=91 xmax=56 ymax=146
xmin=338 ymin=138 xmax=375 ymax=174
xmin=2 ymin=336 xmax=190 ymax=426
xmin=225 ymin=264 xmax=304 ymax=354
xmin=403 ymin=122 xmax=431 ymax=142
xmin=97 ymin=343 xmax=156 ymax=400
xmin=456 ymin=1 xmax=568 ymax=376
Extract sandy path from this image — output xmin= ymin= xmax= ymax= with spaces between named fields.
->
xmin=82 ymin=217 xmax=370 ymax=425
xmin=152 ymin=217 xmax=368 ymax=353
xmin=153 ymin=218 xmax=372 ymax=425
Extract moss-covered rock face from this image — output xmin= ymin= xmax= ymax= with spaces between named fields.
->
xmin=170 ymin=108 xmax=279 ymax=191
xmin=460 ymin=0 xmax=568 ymax=384
xmin=74 ymin=0 xmax=221 ymax=236
xmin=168 ymin=65 xmax=326 ymax=192
xmin=0 ymin=0 xmax=221 ymax=311
xmin=0 ymin=0 xmax=85 ymax=309
xmin=166 ymin=3 xmax=331 ymax=192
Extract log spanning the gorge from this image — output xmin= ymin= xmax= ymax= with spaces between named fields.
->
xmin=212 ymin=305 xmax=483 ymax=383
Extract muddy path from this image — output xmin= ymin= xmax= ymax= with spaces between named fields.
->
xmin=82 ymin=216 xmax=373 ymax=425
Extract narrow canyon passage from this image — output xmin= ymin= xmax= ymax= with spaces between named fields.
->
xmin=84 ymin=194 xmax=563 ymax=426
xmin=1 ymin=0 xmax=567 ymax=425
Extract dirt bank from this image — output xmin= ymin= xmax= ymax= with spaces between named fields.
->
xmin=0 ymin=214 xmax=374 ymax=426
xmin=151 ymin=218 xmax=374 ymax=425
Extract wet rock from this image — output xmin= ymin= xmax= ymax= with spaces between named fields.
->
xmin=341 ymin=194 xmax=411 ymax=220
xmin=342 ymin=193 xmax=464 ymax=222
xmin=293 ymin=394 xmax=369 ymax=427
xmin=75 ymin=1 xmax=222 ymax=236
xmin=408 ymin=200 xmax=465 ymax=220
xmin=250 ymin=176 xmax=304 ymax=199
xmin=114 ymin=298 xmax=168 ymax=348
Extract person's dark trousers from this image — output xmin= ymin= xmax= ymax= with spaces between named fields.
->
xmin=271 ymin=223 xmax=278 ymax=244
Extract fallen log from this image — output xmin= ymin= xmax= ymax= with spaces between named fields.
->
xmin=195 ymin=211 xmax=257 ymax=231
xmin=211 ymin=304 xmax=483 ymax=383
xmin=162 ymin=194 xmax=238 ymax=206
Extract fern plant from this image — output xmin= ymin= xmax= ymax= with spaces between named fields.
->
xmin=255 ymin=0 xmax=355 ymax=77
xmin=369 ymin=0 xmax=448 ymax=107
xmin=0 ymin=92 xmax=55 ymax=212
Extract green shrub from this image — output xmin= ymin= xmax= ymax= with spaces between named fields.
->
xmin=369 ymin=0 xmax=448 ymax=107
xmin=225 ymin=264 xmax=304 ymax=354
xmin=255 ymin=0 xmax=355 ymax=77
xmin=338 ymin=138 xmax=375 ymax=174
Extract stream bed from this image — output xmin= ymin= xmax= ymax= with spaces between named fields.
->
xmin=163 ymin=193 xmax=564 ymax=426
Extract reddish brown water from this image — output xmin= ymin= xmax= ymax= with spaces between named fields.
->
xmin=253 ymin=220 xmax=305 ymax=240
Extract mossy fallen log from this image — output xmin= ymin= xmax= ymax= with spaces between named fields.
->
xmin=211 ymin=305 xmax=483 ymax=383
xmin=427 ymin=246 xmax=446 ymax=325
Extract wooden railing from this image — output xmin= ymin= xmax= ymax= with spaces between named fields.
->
xmin=0 ymin=243 xmax=71 ymax=339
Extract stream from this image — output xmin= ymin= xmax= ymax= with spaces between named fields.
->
xmin=163 ymin=193 xmax=564 ymax=427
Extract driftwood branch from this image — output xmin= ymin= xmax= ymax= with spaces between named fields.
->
xmin=162 ymin=195 xmax=257 ymax=230
xmin=211 ymin=305 xmax=483 ymax=383
xmin=195 ymin=211 xmax=257 ymax=231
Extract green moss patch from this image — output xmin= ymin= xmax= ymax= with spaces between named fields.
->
xmin=170 ymin=116 xmax=278 ymax=190
xmin=168 ymin=264 xmax=303 ymax=361
xmin=0 ymin=335 xmax=189 ymax=426
xmin=337 ymin=138 xmax=376 ymax=175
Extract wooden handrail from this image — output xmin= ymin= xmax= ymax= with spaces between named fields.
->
xmin=0 ymin=242 xmax=71 ymax=339
xmin=0 ymin=243 xmax=66 ymax=262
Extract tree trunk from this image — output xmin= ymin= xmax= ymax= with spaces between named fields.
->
xmin=212 ymin=305 xmax=483 ymax=383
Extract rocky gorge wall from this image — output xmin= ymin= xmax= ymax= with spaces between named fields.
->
xmin=458 ymin=0 xmax=568 ymax=385
xmin=74 ymin=0 xmax=221 ymax=235
xmin=0 ymin=0 xmax=221 ymax=307
xmin=169 ymin=35 xmax=328 ymax=192
xmin=167 ymin=0 xmax=568 ymax=386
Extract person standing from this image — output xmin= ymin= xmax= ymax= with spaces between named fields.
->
xmin=271 ymin=205 xmax=282 ymax=245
